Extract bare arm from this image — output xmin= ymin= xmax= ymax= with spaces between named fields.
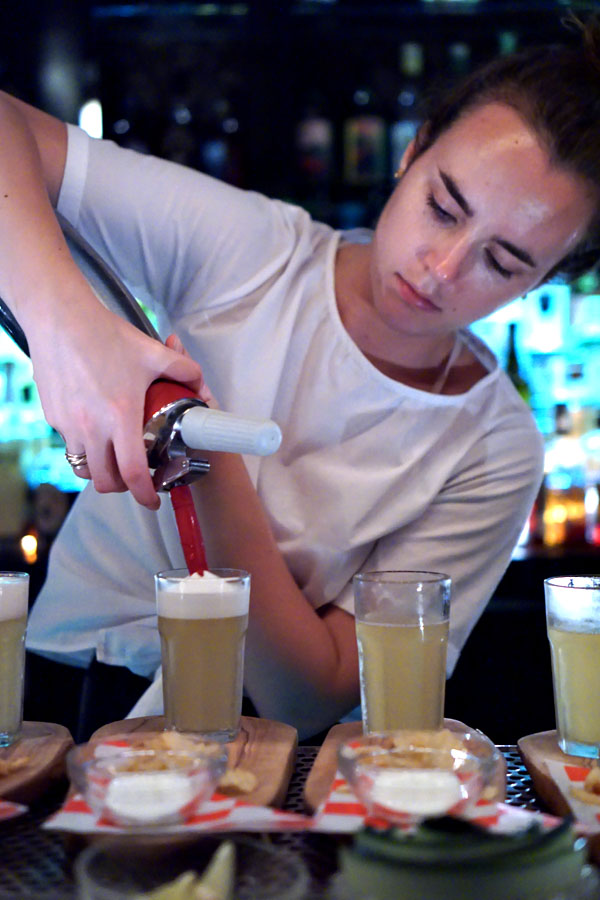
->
xmin=4 ymin=94 xmax=361 ymax=735
xmin=0 ymin=92 xmax=207 ymax=507
xmin=191 ymin=452 xmax=360 ymax=738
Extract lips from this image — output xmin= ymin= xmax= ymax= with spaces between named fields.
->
xmin=393 ymin=272 xmax=441 ymax=313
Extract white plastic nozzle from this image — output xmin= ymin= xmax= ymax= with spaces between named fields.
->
xmin=180 ymin=406 xmax=282 ymax=456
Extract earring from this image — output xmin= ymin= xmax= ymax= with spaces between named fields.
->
xmin=394 ymin=164 xmax=406 ymax=180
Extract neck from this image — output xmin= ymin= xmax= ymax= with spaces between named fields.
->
xmin=364 ymin=335 xmax=460 ymax=392
xmin=335 ymin=242 xmax=459 ymax=383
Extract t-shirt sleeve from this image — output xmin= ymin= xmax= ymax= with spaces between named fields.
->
xmin=57 ymin=125 xmax=306 ymax=322
xmin=333 ymin=406 xmax=545 ymax=676
xmin=26 ymin=486 xmax=181 ymax=678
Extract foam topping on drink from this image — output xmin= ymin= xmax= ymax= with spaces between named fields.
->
xmin=0 ymin=576 xmax=28 ymax=621
xmin=157 ymin=571 xmax=248 ymax=619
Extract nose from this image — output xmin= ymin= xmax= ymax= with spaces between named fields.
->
xmin=424 ymin=234 xmax=470 ymax=283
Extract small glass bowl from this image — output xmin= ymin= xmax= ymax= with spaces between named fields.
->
xmin=67 ymin=738 xmax=228 ymax=828
xmin=337 ymin=729 xmax=502 ymax=822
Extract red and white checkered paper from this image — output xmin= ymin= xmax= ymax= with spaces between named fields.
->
xmin=44 ymin=765 xmax=561 ymax=837
xmin=42 ymin=735 xmax=568 ymax=837
xmin=545 ymin=759 xmax=600 ymax=836
xmin=44 ymin=789 xmax=311 ymax=835
xmin=309 ymin=772 xmax=562 ymax=835
xmin=0 ymin=798 xmax=27 ymax=822
xmin=45 ymin=735 xmax=310 ymax=834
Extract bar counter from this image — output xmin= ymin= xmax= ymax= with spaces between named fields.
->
xmin=0 ymin=744 xmax=542 ymax=900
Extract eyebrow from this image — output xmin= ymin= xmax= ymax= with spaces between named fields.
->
xmin=439 ymin=168 xmax=537 ymax=269
xmin=439 ymin=169 xmax=473 ymax=217
xmin=494 ymin=238 xmax=536 ymax=268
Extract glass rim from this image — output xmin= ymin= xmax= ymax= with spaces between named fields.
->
xmin=155 ymin=567 xmax=250 ymax=583
xmin=544 ymin=575 xmax=600 ymax=590
xmin=353 ymin=569 xmax=451 ymax=585
xmin=0 ymin=571 xmax=29 ymax=580
xmin=74 ymin=833 xmax=310 ymax=898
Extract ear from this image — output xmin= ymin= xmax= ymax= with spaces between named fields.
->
xmin=395 ymin=138 xmax=417 ymax=178
xmin=396 ymin=121 xmax=431 ymax=177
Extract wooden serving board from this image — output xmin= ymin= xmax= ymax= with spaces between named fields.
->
xmin=91 ymin=715 xmax=298 ymax=808
xmin=517 ymin=731 xmax=579 ymax=818
xmin=0 ymin=721 xmax=74 ymax=805
xmin=518 ymin=730 xmax=600 ymax=864
xmin=304 ymin=718 xmax=506 ymax=813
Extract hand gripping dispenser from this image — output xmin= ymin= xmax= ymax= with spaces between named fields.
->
xmin=0 ymin=214 xmax=282 ymax=573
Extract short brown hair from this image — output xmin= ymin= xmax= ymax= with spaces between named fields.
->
xmin=414 ymin=13 xmax=600 ymax=283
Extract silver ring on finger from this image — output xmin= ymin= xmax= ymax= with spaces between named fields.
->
xmin=65 ymin=449 xmax=88 ymax=469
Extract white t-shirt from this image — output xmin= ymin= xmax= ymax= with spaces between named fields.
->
xmin=27 ymin=126 xmax=544 ymax=708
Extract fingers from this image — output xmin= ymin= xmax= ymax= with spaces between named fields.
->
xmin=163 ymin=343 xmax=203 ymax=388
xmin=165 ymin=333 xmax=185 ymax=355
xmin=109 ymin=418 xmax=160 ymax=510
xmin=44 ymin=330 xmax=204 ymax=509
xmin=64 ymin=447 xmax=92 ymax=482
xmin=63 ymin=406 xmax=160 ymax=508
xmin=165 ymin=333 xmax=215 ymax=407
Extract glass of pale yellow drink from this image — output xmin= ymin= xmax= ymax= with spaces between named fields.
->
xmin=545 ymin=575 xmax=600 ymax=758
xmin=155 ymin=568 xmax=250 ymax=742
xmin=0 ymin=571 xmax=29 ymax=747
xmin=354 ymin=570 xmax=451 ymax=734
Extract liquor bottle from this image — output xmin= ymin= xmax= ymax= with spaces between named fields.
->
xmin=343 ymin=86 xmax=387 ymax=188
xmin=447 ymin=40 xmax=471 ymax=82
xmin=581 ymin=410 xmax=600 ymax=545
xmin=543 ymin=405 xmax=587 ymax=547
xmin=0 ymin=360 xmax=26 ymax=538
xmin=294 ymin=91 xmax=335 ymax=221
xmin=199 ymin=96 xmax=245 ymax=186
xmin=389 ymin=42 xmax=424 ymax=179
xmin=498 ymin=30 xmax=519 ymax=56
xmin=295 ymin=91 xmax=334 ymax=190
xmin=506 ymin=322 xmax=531 ymax=405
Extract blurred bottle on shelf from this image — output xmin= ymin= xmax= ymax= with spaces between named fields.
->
xmin=0 ymin=358 xmax=50 ymax=540
xmin=542 ymin=404 xmax=587 ymax=547
xmin=199 ymin=95 xmax=245 ymax=186
xmin=497 ymin=30 xmax=519 ymax=56
xmin=0 ymin=361 xmax=26 ymax=539
xmin=389 ymin=42 xmax=424 ymax=179
xmin=581 ymin=410 xmax=600 ymax=545
xmin=161 ymin=116 xmax=197 ymax=168
xmin=340 ymin=83 xmax=388 ymax=229
xmin=506 ymin=322 xmax=531 ymax=405
xmin=294 ymin=90 xmax=335 ymax=221
xmin=447 ymin=40 xmax=472 ymax=82
xmin=295 ymin=91 xmax=334 ymax=190
xmin=343 ymin=86 xmax=387 ymax=189
xmin=573 ymin=270 xmax=600 ymax=297
xmin=109 ymin=68 xmax=159 ymax=155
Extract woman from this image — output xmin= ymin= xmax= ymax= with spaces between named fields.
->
xmin=3 ymin=15 xmax=600 ymax=740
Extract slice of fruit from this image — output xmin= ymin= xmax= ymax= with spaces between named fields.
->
xmin=194 ymin=841 xmax=236 ymax=900
xmin=138 ymin=871 xmax=198 ymax=900
xmin=136 ymin=842 xmax=236 ymax=900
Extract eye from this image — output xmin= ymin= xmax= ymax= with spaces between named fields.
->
xmin=426 ymin=192 xmax=456 ymax=224
xmin=484 ymin=248 xmax=514 ymax=280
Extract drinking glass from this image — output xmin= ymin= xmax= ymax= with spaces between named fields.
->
xmin=75 ymin=835 xmax=309 ymax=899
xmin=0 ymin=572 xmax=29 ymax=747
xmin=354 ymin=570 xmax=451 ymax=733
xmin=545 ymin=575 xmax=600 ymax=757
xmin=155 ymin=567 xmax=250 ymax=741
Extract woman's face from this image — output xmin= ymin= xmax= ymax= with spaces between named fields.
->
xmin=370 ymin=102 xmax=596 ymax=338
